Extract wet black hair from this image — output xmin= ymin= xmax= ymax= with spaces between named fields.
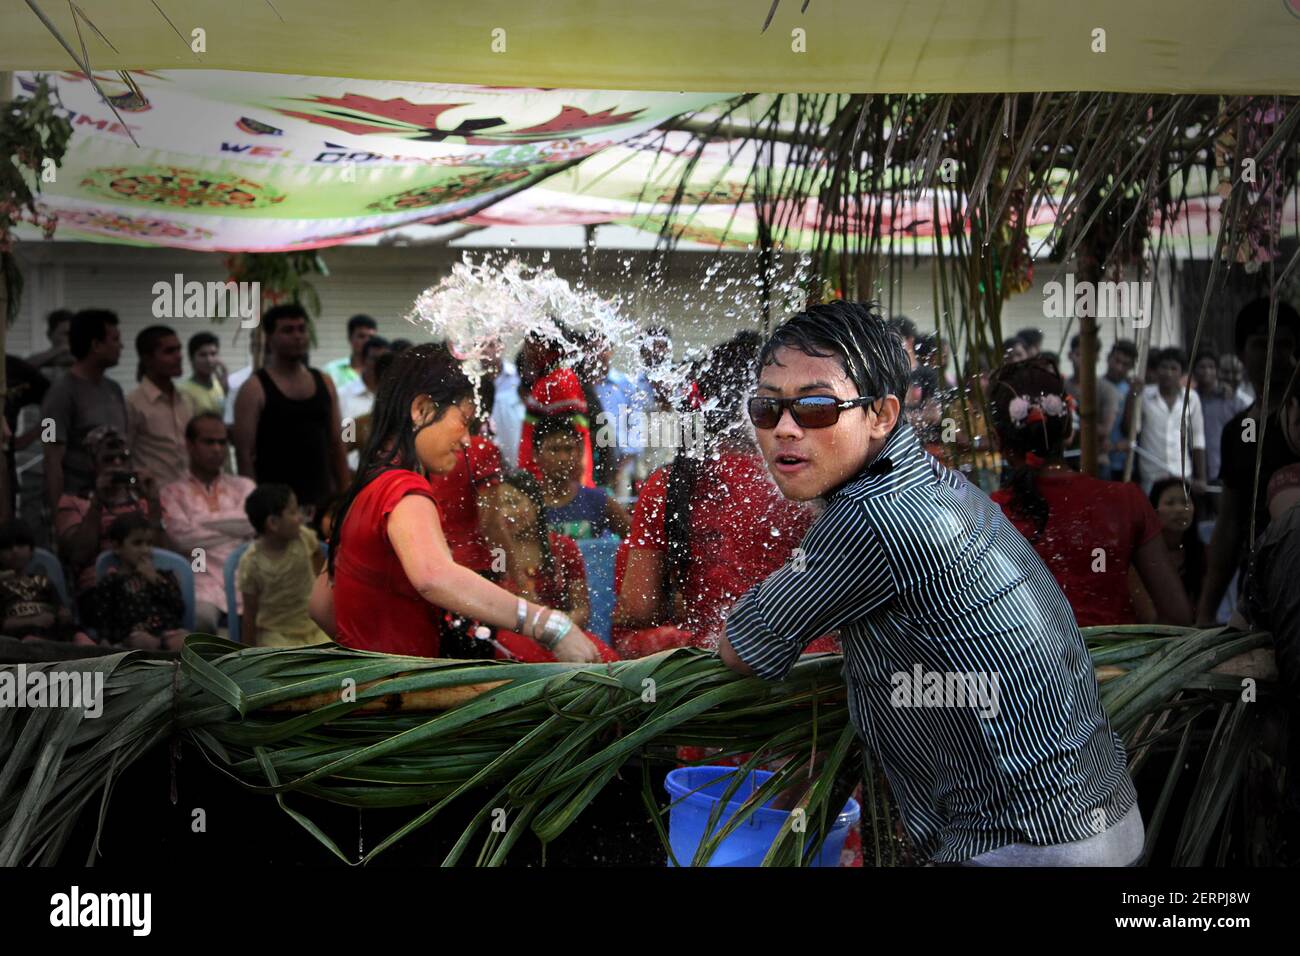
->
xmin=0 ymin=518 xmax=35 ymax=551
xmin=187 ymin=330 xmax=219 ymax=360
xmin=245 ymin=483 xmax=295 ymax=536
xmin=988 ymin=356 xmax=1074 ymax=539
xmin=69 ymin=309 xmax=119 ymax=360
xmin=500 ymin=470 xmax=558 ymax=602
xmin=107 ymin=512 xmax=152 ymax=545
xmin=327 ymin=343 xmax=474 ymax=575
xmin=664 ymin=330 xmax=764 ymax=609
xmin=1234 ymin=298 xmax=1300 ymax=355
xmin=757 ymin=300 xmax=910 ymax=422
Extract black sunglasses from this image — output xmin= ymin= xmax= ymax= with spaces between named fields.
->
xmin=747 ymin=395 xmax=879 ymax=430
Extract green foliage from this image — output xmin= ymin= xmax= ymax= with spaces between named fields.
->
xmin=1 ymin=74 xmax=73 ymax=325
xmin=0 ymin=626 xmax=1282 ymax=867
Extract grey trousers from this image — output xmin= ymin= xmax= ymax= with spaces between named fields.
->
xmin=958 ymin=804 xmax=1145 ymax=867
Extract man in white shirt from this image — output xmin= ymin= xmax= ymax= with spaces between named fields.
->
xmin=1137 ymin=347 xmax=1207 ymax=494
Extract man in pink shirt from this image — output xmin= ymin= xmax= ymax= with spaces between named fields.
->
xmin=160 ymin=413 xmax=256 ymax=633
xmin=127 ymin=325 xmax=194 ymax=487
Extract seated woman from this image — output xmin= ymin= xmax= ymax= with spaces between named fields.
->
xmin=988 ymin=356 xmax=1192 ymax=627
xmin=310 ymin=344 xmax=609 ymax=663
xmin=1142 ymin=477 xmax=1208 ymax=614
xmin=613 ymin=331 xmax=833 ymax=658
xmin=493 ymin=470 xmax=618 ymax=662
xmin=534 ymin=415 xmax=630 ymax=539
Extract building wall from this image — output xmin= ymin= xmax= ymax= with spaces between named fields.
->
xmin=12 ymin=241 xmax=1183 ymax=387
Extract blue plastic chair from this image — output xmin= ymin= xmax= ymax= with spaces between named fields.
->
xmin=224 ymin=538 xmax=325 ymax=644
xmin=94 ymin=547 xmax=196 ymax=632
xmin=576 ymin=536 xmax=620 ymax=645
xmin=223 ymin=541 xmax=252 ymax=643
xmin=25 ymin=547 xmax=71 ymax=609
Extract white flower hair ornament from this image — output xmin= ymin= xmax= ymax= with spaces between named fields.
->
xmin=1007 ymin=392 xmax=1074 ymax=427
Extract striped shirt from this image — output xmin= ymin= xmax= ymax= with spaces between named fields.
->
xmin=725 ymin=422 xmax=1137 ymax=863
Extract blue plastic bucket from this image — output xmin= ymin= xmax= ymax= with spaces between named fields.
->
xmin=664 ymin=766 xmax=860 ymax=867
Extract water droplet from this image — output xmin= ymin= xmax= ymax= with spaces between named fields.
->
xmin=769 ymin=527 xmax=782 ymax=537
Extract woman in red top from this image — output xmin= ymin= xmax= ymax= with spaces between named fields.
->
xmin=987 ymin=356 xmax=1192 ymax=627
xmin=308 ymin=344 xmax=608 ymax=662
xmin=613 ymin=332 xmax=833 ymax=657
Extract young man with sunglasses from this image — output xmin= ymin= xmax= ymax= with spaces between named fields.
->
xmin=719 ymin=300 xmax=1144 ymax=866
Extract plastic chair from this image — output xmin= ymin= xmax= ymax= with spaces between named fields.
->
xmin=223 ymin=541 xmax=252 ymax=643
xmin=94 ymin=547 xmax=196 ymax=632
xmin=576 ymin=536 xmax=621 ymax=645
xmin=25 ymin=547 xmax=71 ymax=609
xmin=224 ymin=538 xmax=325 ymax=644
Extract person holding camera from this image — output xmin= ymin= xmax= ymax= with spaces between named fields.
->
xmin=54 ymin=426 xmax=175 ymax=624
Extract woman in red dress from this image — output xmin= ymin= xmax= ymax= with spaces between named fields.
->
xmin=987 ymin=356 xmax=1193 ymax=627
xmin=308 ymin=344 xmax=607 ymax=662
xmin=613 ymin=331 xmax=833 ymax=657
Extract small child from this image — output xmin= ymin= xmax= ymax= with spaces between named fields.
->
xmin=238 ymin=484 xmax=331 ymax=647
xmin=93 ymin=513 xmax=187 ymax=650
xmin=0 ymin=519 xmax=90 ymax=644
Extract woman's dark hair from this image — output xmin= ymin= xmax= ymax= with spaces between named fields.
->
xmin=663 ymin=330 xmax=764 ymax=607
xmin=501 ymin=470 xmax=558 ymax=605
xmin=758 ymin=301 xmax=911 ymax=419
xmin=0 ymin=518 xmax=35 ymax=551
xmin=1148 ymin=478 xmax=1206 ymax=605
xmin=988 ymin=356 xmax=1074 ymax=539
xmin=245 ymin=483 xmax=295 ymax=536
xmin=107 ymin=512 xmax=152 ymax=545
xmin=327 ymin=343 xmax=474 ymax=575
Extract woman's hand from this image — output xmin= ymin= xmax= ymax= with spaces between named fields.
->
xmin=551 ymin=627 xmax=605 ymax=663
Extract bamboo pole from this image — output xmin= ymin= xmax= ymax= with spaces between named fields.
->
xmin=0 ymin=70 xmax=14 ymax=523
xmin=262 ymin=676 xmax=510 ymax=714
xmin=1077 ymin=246 xmax=1101 ymax=476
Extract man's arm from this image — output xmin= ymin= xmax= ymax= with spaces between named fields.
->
xmin=722 ymin=502 xmax=893 ymax=680
xmin=42 ymin=442 xmax=66 ymax=511
xmin=58 ymin=498 xmax=105 ymax=567
xmin=232 ymin=375 xmax=262 ymax=478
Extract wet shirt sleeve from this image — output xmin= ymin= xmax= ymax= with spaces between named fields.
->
xmin=725 ymin=495 xmax=895 ymax=681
